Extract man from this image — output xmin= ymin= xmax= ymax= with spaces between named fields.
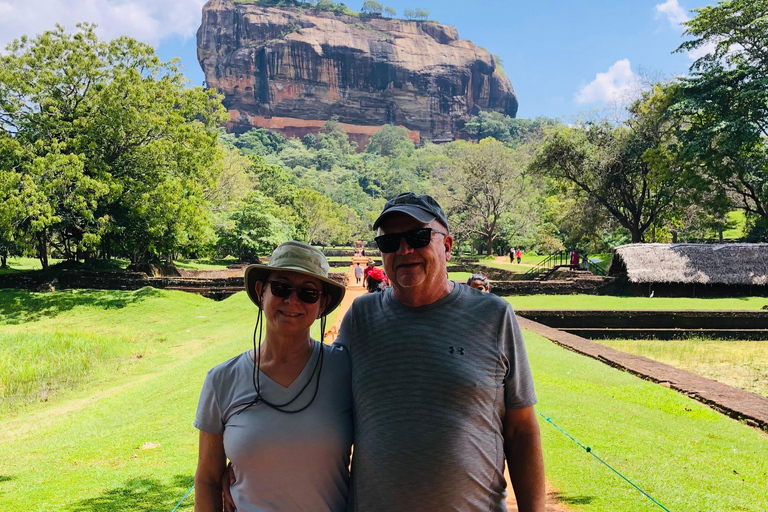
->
xmin=336 ymin=192 xmax=545 ymax=511
xmin=354 ymin=262 xmax=364 ymax=285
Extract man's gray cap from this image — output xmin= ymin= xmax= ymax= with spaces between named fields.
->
xmin=372 ymin=192 xmax=449 ymax=231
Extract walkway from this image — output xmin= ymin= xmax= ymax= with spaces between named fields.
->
xmin=324 ymin=259 xmax=574 ymax=511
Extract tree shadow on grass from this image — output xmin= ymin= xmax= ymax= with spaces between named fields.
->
xmin=550 ymin=491 xmax=595 ymax=505
xmin=0 ymin=475 xmax=13 ymax=483
xmin=68 ymin=475 xmax=194 ymax=512
xmin=0 ymin=287 xmax=161 ymax=325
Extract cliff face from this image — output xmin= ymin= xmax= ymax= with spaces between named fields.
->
xmin=197 ymin=0 xmax=518 ymax=142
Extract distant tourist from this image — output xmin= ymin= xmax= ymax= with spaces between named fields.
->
xmin=366 ymin=266 xmax=386 ymax=293
xmin=354 ymin=262 xmax=364 ymax=284
xmin=509 ymin=247 xmax=515 ymax=263
xmin=194 ymin=241 xmax=351 ymax=512
xmin=467 ymin=273 xmax=491 ymax=293
xmin=582 ymin=253 xmax=589 ymax=271
xmin=516 ymin=248 xmax=522 ymax=264
xmin=570 ymin=251 xmax=579 ymax=267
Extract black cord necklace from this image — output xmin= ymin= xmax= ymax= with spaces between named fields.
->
xmin=234 ymin=308 xmax=326 ymax=415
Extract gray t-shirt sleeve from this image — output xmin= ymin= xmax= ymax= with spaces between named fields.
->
xmin=194 ymin=369 xmax=224 ymax=434
xmin=499 ymin=305 xmax=537 ymax=409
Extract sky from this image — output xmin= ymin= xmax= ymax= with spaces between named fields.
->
xmin=0 ymin=0 xmax=716 ymax=121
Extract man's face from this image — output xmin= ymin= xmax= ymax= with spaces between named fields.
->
xmin=377 ymin=213 xmax=453 ymax=292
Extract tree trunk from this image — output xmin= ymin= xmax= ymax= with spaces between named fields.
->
xmin=486 ymin=233 xmax=494 ymax=256
xmin=1 ymin=251 xmax=7 ymax=269
xmin=630 ymin=227 xmax=643 ymax=243
xmin=718 ymin=224 xmax=723 ymax=242
xmin=38 ymin=231 xmax=49 ymax=270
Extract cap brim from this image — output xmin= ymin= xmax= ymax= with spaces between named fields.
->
xmin=244 ymin=264 xmax=346 ymax=316
xmin=373 ymin=206 xmax=436 ymax=230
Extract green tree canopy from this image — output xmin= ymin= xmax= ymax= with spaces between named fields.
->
xmin=531 ymin=86 xmax=689 ymax=243
xmin=361 ymin=1 xmax=383 ymax=15
xmin=672 ymin=0 xmax=768 ymax=234
xmin=0 ymin=23 xmax=227 ymax=266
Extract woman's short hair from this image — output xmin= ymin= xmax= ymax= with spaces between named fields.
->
xmin=467 ymin=273 xmax=490 ymax=291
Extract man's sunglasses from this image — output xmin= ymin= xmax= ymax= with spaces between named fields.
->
xmin=266 ymin=281 xmax=323 ymax=304
xmin=374 ymin=228 xmax=448 ymax=253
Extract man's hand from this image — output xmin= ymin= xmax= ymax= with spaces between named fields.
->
xmin=221 ymin=462 xmax=236 ymax=512
xmin=503 ymin=406 xmax=546 ymax=512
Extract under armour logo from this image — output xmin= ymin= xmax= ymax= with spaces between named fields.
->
xmin=448 ymin=346 xmax=465 ymax=355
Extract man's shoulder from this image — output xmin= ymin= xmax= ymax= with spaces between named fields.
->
xmin=456 ymin=284 xmax=513 ymax=312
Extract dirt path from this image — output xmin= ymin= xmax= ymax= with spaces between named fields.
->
xmin=326 ymin=261 xmax=575 ymax=511
xmin=492 ymin=256 xmax=540 ymax=268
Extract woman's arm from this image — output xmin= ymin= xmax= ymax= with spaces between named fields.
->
xmin=195 ymin=431 xmax=227 ymax=512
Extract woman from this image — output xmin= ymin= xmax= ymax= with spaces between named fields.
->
xmin=467 ymin=273 xmax=490 ymax=293
xmin=194 ymin=241 xmax=351 ymax=512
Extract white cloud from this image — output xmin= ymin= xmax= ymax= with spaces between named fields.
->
xmin=575 ymin=59 xmax=640 ymax=105
xmin=655 ymin=0 xmax=689 ymax=27
xmin=0 ymin=0 xmax=207 ymax=51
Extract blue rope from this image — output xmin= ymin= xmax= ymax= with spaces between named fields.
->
xmin=170 ymin=485 xmax=194 ymax=512
xmin=535 ymin=409 xmax=671 ymax=512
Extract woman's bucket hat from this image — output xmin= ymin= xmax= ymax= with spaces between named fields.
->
xmin=244 ymin=241 xmax=346 ymax=315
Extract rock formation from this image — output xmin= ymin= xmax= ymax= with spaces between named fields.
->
xmin=197 ymin=0 xmax=518 ymax=143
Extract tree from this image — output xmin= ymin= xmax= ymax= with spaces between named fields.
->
xmin=531 ymin=86 xmax=689 ymax=243
xmin=414 ymin=8 xmax=429 ymax=19
xmin=384 ymin=6 xmax=396 ymax=17
xmin=294 ymin=188 xmax=351 ymax=246
xmin=218 ymin=191 xmax=294 ymax=262
xmin=0 ymin=24 xmax=227 ymax=266
xmin=672 ymin=0 xmax=768 ymax=232
xmin=403 ymin=9 xmax=415 ymax=19
xmin=361 ymin=1 xmax=383 ymax=15
xmin=437 ymin=138 xmax=533 ymax=256
xmin=365 ymin=125 xmax=414 ymax=157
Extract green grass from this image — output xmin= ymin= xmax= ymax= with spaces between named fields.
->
xmin=1 ymin=289 xmax=765 ymax=511
xmin=448 ymin=271 xmax=474 ymax=282
xmin=722 ymin=210 xmax=747 ymax=239
xmin=173 ymin=257 xmax=239 ymax=270
xmin=595 ymin=337 xmax=768 ymax=398
xmin=0 ymin=256 xmax=64 ymax=274
xmin=506 ymin=294 xmax=768 ymax=310
xmin=526 ymin=330 xmax=768 ymax=511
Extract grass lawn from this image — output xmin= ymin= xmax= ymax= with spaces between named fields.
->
xmin=525 ymin=329 xmax=767 ymax=511
xmin=448 ymin=271 xmax=474 ymax=282
xmin=173 ymin=257 xmax=239 ymax=270
xmin=506 ymin=294 xmax=768 ymax=310
xmin=1 ymin=289 xmax=765 ymax=511
xmin=0 ymin=256 xmax=64 ymax=274
xmin=595 ymin=337 xmax=768 ymax=398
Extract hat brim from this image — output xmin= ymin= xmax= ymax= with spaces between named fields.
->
xmin=244 ymin=264 xmax=346 ymax=316
xmin=372 ymin=206 xmax=436 ymax=230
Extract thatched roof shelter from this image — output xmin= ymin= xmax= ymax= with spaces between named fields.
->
xmin=608 ymin=243 xmax=768 ymax=285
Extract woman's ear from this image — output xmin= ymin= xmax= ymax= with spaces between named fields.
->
xmin=317 ymin=294 xmax=331 ymax=318
xmin=254 ymin=281 xmax=265 ymax=305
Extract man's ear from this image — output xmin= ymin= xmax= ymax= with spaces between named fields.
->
xmin=443 ymin=234 xmax=454 ymax=262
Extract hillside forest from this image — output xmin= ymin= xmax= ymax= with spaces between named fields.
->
xmin=1 ymin=0 xmax=767 ymax=269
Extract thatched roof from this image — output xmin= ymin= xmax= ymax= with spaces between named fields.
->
xmin=609 ymin=243 xmax=768 ymax=285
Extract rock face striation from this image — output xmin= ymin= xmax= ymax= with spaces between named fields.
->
xmin=197 ymin=0 xmax=518 ymax=143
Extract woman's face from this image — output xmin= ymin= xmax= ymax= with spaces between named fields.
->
xmin=469 ymin=279 xmax=489 ymax=293
xmin=255 ymin=270 xmax=329 ymax=337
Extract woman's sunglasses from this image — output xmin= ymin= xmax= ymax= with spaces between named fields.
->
xmin=266 ymin=281 xmax=323 ymax=304
xmin=374 ymin=227 xmax=448 ymax=253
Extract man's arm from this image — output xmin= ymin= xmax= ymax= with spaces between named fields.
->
xmin=194 ymin=431 xmax=227 ymax=512
xmin=503 ymin=405 xmax=546 ymax=512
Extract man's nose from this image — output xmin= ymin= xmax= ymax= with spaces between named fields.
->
xmin=396 ymin=235 xmax=414 ymax=255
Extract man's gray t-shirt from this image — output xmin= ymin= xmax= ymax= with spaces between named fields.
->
xmin=194 ymin=342 xmax=353 ymax=512
xmin=335 ymin=284 xmax=537 ymax=512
